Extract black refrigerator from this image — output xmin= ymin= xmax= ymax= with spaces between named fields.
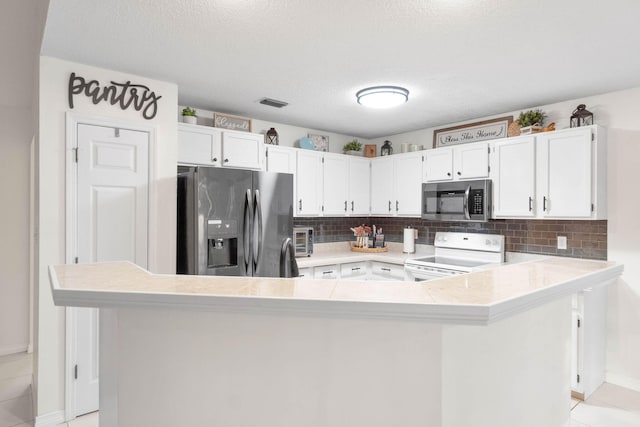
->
xmin=176 ymin=165 xmax=298 ymax=278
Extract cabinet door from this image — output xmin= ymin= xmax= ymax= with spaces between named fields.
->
xmin=424 ymin=147 xmax=453 ymax=182
xmin=454 ymin=142 xmax=489 ymax=179
xmin=369 ymin=262 xmax=404 ymax=281
xmin=295 ymin=150 xmax=323 ymax=215
xmin=348 ymin=157 xmax=371 ymax=215
xmin=221 ymin=131 xmax=264 ymax=170
xmin=538 ymin=128 xmax=592 ymax=218
xmin=340 ymin=262 xmax=368 ymax=280
xmin=177 ymin=124 xmax=222 ymax=167
xmin=492 ymin=137 xmax=536 ymax=218
xmin=370 ymin=156 xmax=394 ymax=215
xmin=313 ymin=264 xmax=339 ymax=280
xmin=323 ymin=153 xmax=349 ymax=215
xmin=266 ymin=145 xmax=296 ymax=174
xmin=394 ymin=153 xmax=423 ymax=216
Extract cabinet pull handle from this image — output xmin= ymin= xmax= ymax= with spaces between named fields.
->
xmin=447 ymin=172 xmax=451 ymax=177
xmin=299 ymin=199 xmax=302 ymax=210
xmin=213 ymin=157 xmax=218 ymax=162
xmin=352 ymin=267 xmax=361 ymax=271
xmin=543 ymin=196 xmax=548 ymax=212
xmin=322 ymin=270 xmax=334 ymax=275
xmin=381 ymin=267 xmax=391 ymax=272
xmin=528 ymin=197 xmax=533 ymax=212
xmin=351 ymin=201 xmax=354 ymax=211
xmin=396 ymin=200 xmax=399 ymax=211
xmin=457 ymin=171 xmax=461 ymax=176
xmin=224 ymin=158 xmax=229 ymax=163
xmin=344 ymin=201 xmax=347 ymax=211
xmin=388 ymin=201 xmax=392 ymax=212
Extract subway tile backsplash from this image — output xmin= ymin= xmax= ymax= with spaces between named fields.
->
xmin=293 ymin=217 xmax=607 ymax=260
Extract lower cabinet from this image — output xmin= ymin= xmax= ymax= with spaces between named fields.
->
xmin=313 ymin=264 xmax=339 ymax=280
xmin=297 ymin=260 xmax=404 ymax=281
xmin=340 ymin=262 xmax=368 ymax=280
xmin=369 ymin=262 xmax=405 ymax=281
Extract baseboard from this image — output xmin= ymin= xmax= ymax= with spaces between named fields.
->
xmin=34 ymin=410 xmax=65 ymax=427
xmin=0 ymin=344 xmax=29 ymax=357
xmin=605 ymin=373 xmax=640 ymax=393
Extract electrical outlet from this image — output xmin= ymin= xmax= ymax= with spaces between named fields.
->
xmin=557 ymin=236 xmax=567 ymax=250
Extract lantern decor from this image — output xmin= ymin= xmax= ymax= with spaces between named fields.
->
xmin=381 ymin=140 xmax=393 ymax=156
xmin=266 ymin=127 xmax=279 ymax=145
xmin=570 ymin=104 xmax=594 ymax=128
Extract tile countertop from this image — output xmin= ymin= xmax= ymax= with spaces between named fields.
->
xmin=49 ymin=255 xmax=623 ymax=325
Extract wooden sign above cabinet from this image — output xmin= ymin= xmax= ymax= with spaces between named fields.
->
xmin=68 ymin=72 xmax=162 ymax=120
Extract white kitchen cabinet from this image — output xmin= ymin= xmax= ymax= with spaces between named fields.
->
xmin=369 ymin=262 xmax=405 ymax=281
xmin=371 ymin=152 xmax=422 ymax=216
xmin=394 ymin=153 xmax=423 ymax=215
xmin=370 ymin=156 xmax=395 ymax=215
xmin=423 ymin=147 xmax=453 ymax=182
xmin=297 ymin=267 xmax=313 ymax=279
xmin=491 ymin=136 xmax=536 ymax=218
xmin=571 ymin=285 xmax=608 ymax=400
xmin=323 ymin=153 xmax=350 ymax=215
xmin=178 ymin=123 xmax=264 ymax=170
xmin=340 ymin=262 xmax=368 ymax=280
xmin=537 ymin=126 xmax=606 ymax=219
xmin=296 ymin=150 xmax=323 ymax=216
xmin=423 ymin=142 xmax=489 ymax=182
xmin=348 ymin=157 xmax=371 ymax=215
xmin=178 ymin=123 xmax=222 ymax=166
xmin=266 ymin=145 xmax=296 ymax=174
xmin=313 ymin=264 xmax=339 ymax=280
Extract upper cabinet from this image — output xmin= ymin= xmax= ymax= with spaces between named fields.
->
xmin=323 ymin=153 xmax=350 ymax=215
xmin=348 ymin=157 xmax=371 ymax=215
xmin=537 ymin=126 xmax=606 ymax=219
xmin=424 ymin=142 xmax=489 ymax=182
xmin=371 ymin=152 xmax=422 ymax=217
xmin=266 ymin=145 xmax=296 ymax=174
xmin=491 ymin=136 xmax=536 ymax=218
xmin=296 ymin=150 xmax=323 ymax=216
xmin=178 ymin=123 xmax=264 ymax=170
xmin=491 ymin=126 xmax=606 ymax=220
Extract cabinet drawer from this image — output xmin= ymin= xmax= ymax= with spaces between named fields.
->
xmin=313 ymin=265 xmax=339 ymax=280
xmin=340 ymin=262 xmax=368 ymax=280
xmin=369 ymin=262 xmax=404 ymax=281
xmin=297 ymin=267 xmax=313 ymax=279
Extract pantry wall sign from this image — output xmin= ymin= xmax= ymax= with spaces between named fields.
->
xmin=433 ymin=116 xmax=513 ymax=148
xmin=68 ymin=72 xmax=162 ymax=120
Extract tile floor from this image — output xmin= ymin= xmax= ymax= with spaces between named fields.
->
xmin=1 ymin=351 xmax=639 ymax=427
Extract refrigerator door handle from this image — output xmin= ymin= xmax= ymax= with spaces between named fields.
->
xmin=243 ymin=189 xmax=252 ymax=275
xmin=280 ymin=237 xmax=299 ymax=278
xmin=253 ymin=189 xmax=263 ymax=271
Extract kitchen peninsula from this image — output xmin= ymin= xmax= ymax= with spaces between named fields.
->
xmin=49 ymin=258 xmax=622 ymax=427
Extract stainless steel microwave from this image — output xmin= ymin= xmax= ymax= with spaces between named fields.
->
xmin=421 ymin=179 xmax=492 ymax=222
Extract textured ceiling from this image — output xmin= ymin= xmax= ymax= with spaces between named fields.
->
xmin=41 ymin=0 xmax=640 ymax=138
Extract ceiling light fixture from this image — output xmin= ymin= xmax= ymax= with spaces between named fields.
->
xmin=356 ymin=86 xmax=409 ymax=108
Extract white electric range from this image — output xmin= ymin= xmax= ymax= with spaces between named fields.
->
xmin=404 ymin=231 xmax=505 ymax=281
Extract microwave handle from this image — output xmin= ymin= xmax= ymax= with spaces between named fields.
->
xmin=463 ymin=185 xmax=471 ymax=220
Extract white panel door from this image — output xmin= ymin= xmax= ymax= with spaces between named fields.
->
xmin=348 ymin=157 xmax=370 ymax=215
xmin=492 ymin=137 xmax=536 ymax=218
xmin=177 ymin=123 xmax=222 ymax=166
xmin=424 ymin=147 xmax=453 ymax=182
xmin=295 ymin=150 xmax=323 ymax=215
xmin=538 ymin=129 xmax=592 ymax=218
xmin=394 ymin=153 xmax=423 ymax=216
xmin=454 ymin=142 xmax=489 ymax=180
xmin=323 ymin=153 xmax=349 ymax=215
xmin=370 ymin=156 xmax=394 ymax=215
xmin=221 ymin=131 xmax=264 ymax=170
xmin=74 ymin=123 xmax=149 ymax=416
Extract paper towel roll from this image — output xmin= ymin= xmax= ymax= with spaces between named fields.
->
xmin=403 ymin=227 xmax=415 ymax=254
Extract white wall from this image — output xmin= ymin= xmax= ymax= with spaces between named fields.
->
xmin=36 ymin=56 xmax=178 ymax=418
xmin=372 ymin=87 xmax=640 ymax=390
xmin=177 ymin=106 xmax=371 ymax=153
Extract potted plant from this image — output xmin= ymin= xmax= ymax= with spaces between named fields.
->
xmin=343 ymin=139 xmax=362 ymax=156
xmin=517 ymin=109 xmax=545 ymax=134
xmin=182 ymin=107 xmax=197 ymax=125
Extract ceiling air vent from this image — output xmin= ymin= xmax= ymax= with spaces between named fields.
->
xmin=259 ymin=98 xmax=289 ymax=108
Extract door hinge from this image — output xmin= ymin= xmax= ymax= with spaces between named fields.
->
xmin=73 ymin=147 xmax=78 ymax=163
xmin=74 ymin=257 xmax=79 ymax=264
xmin=591 ymin=133 xmax=595 ymax=141
xmin=488 ymin=146 xmax=491 ymax=153
xmin=488 ymin=165 xmax=491 ymax=173
xmin=322 ymin=157 xmax=325 ymax=164
xmin=577 ymin=374 xmax=580 ymax=383
xmin=265 ymin=148 xmax=268 ymax=158
xmin=577 ymin=318 xmax=581 ymax=328
xmin=591 ymin=203 xmax=595 ymax=212
xmin=322 ymin=205 xmax=324 ymax=212
xmin=74 ymin=364 xmax=78 ymax=379
xmin=114 ymin=128 xmax=120 ymax=138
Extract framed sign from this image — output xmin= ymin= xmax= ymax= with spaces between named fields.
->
xmin=214 ymin=112 xmax=252 ymax=132
xmin=309 ymin=133 xmax=329 ymax=152
xmin=433 ymin=116 xmax=513 ymax=148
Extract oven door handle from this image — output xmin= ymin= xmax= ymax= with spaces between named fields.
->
xmin=463 ymin=185 xmax=471 ymax=220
